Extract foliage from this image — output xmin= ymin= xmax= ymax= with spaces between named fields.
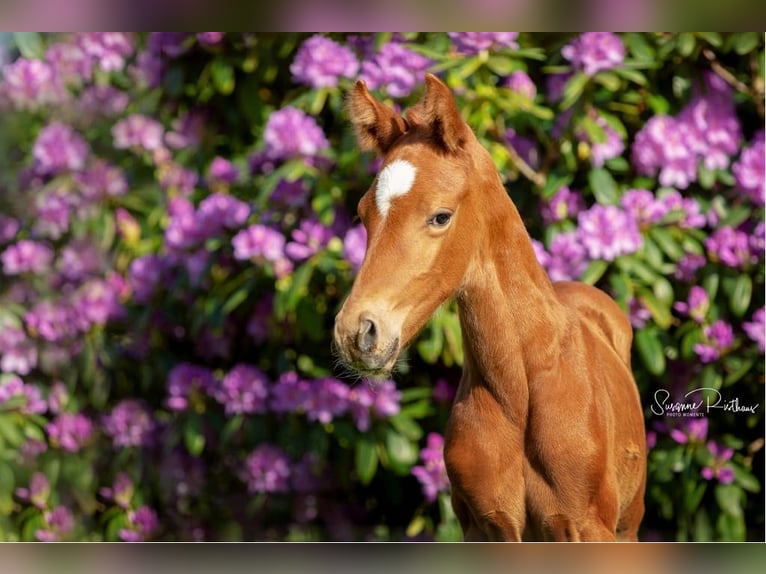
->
xmin=0 ymin=32 xmax=763 ymax=541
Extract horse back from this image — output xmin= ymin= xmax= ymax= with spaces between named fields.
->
xmin=553 ymin=281 xmax=633 ymax=368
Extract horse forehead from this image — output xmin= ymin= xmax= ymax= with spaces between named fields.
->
xmin=375 ymin=158 xmax=417 ymax=218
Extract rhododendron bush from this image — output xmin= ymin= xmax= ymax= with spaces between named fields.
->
xmin=0 ymin=32 xmax=763 ymax=541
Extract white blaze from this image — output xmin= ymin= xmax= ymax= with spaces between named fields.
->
xmin=375 ymin=159 xmax=416 ymax=218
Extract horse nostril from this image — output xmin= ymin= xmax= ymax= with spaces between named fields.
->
xmin=358 ymin=317 xmax=377 ymax=354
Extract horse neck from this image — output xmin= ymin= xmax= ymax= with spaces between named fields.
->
xmin=456 ymin=184 xmax=566 ymax=417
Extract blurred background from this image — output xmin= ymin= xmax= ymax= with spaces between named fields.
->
xmin=0 ymin=32 xmax=763 ymax=542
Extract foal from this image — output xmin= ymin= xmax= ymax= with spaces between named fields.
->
xmin=334 ymin=74 xmax=646 ymax=541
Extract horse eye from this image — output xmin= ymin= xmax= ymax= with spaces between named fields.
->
xmin=429 ymin=212 xmax=452 ymax=227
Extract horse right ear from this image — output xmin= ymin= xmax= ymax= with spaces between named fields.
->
xmin=347 ymin=80 xmax=408 ymax=155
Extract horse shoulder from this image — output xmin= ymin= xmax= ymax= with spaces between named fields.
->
xmin=552 ymin=281 xmax=633 ymax=367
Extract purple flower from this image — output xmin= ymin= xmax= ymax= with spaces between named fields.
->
xmin=578 ymin=114 xmax=625 ymax=167
xmin=561 ymin=32 xmax=625 ymax=76
xmin=743 ymin=307 xmax=765 ymax=353
xmin=701 ymin=441 xmax=735 ymax=484
xmin=0 ymin=214 xmax=19 ymax=244
xmin=750 ymin=222 xmax=765 ymax=260
xmin=15 ymin=471 xmax=50 ymax=509
xmin=291 ymin=34 xmax=359 ymax=88
xmin=78 ymin=85 xmax=130 ymax=117
xmin=1 ymin=58 xmax=65 ymax=109
xmin=270 ymin=179 xmax=309 ymax=207
xmin=208 ymin=157 xmax=240 ymax=185
xmin=659 ymin=191 xmax=706 ymax=229
xmin=411 ymin=433 xmax=450 ymax=502
xmin=36 ymin=506 xmax=75 ymax=542
xmin=505 ymin=70 xmax=536 ymax=99
xmin=0 ymin=327 xmax=38 ymax=375
xmin=242 ymin=444 xmax=292 ymax=494
xmin=77 ymin=33 xmax=134 ymax=72
xmin=694 ymin=320 xmax=735 ymax=363
xmin=232 ymin=224 xmax=286 ymax=263
xmin=361 ymin=42 xmax=431 ymax=98
xmin=47 ymin=413 xmax=94 ymax=452
xmin=448 ymin=32 xmax=519 ymax=55
xmin=342 ymin=224 xmax=367 ymax=271
xmin=247 ymin=296 xmax=274 ymax=345
xmin=197 ymin=193 xmax=251 ymax=232
xmin=25 ymin=300 xmax=79 ymax=342
xmin=285 ymin=218 xmax=334 ymax=262
xmin=33 ymin=191 xmax=72 ymax=240
xmin=165 ymin=363 xmax=216 ymax=411
xmin=348 ymin=380 xmax=401 ymax=431
xmin=669 ymin=417 xmax=708 ymax=445
xmin=674 ymin=253 xmax=707 ymax=282
xmin=432 ymin=379 xmax=456 ymax=404
xmin=128 ymin=254 xmax=167 ymax=303
xmin=74 ymin=160 xmax=129 ymax=201
xmin=270 ymin=371 xmax=311 ymax=414
xmin=305 ymin=377 xmax=350 ymax=424
xmin=120 ymin=506 xmax=159 ymax=542
xmin=0 ymin=376 xmax=45 ymax=414
xmin=541 ymin=186 xmax=585 ymax=224
xmin=546 ymin=72 xmax=572 ymax=103
xmin=705 ymin=226 xmax=753 ymax=268
xmin=505 ymin=128 xmax=540 ymax=169
xmin=45 ymin=41 xmax=93 ymax=85
xmin=263 ymin=107 xmax=329 ymax=161
xmin=544 ymin=231 xmax=589 ymax=281
xmin=577 ymin=205 xmax=642 ymax=262
xmin=197 ymin=32 xmax=224 ymax=46
xmin=1 ymin=240 xmax=54 ymax=275
xmin=673 ymin=286 xmax=709 ymax=323
xmin=112 ymin=114 xmax=165 ymax=151
xmin=678 ymin=78 xmax=742 ymax=171
xmin=212 ymin=364 xmax=270 ymax=415
xmin=148 ymin=32 xmax=191 ymax=58
xmin=99 ymin=473 xmax=134 ymax=509
xmin=33 ymin=122 xmax=89 ymax=175
xmin=102 ymin=400 xmax=155 ymax=448
xmin=628 ymin=298 xmax=652 ymax=329
xmin=621 ymin=189 xmax=669 ymax=227
xmin=632 ymin=116 xmax=697 ymax=189
xmin=71 ymin=277 xmax=125 ymax=326
xmin=733 ymin=131 xmax=765 ymax=206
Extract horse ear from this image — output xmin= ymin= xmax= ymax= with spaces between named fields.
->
xmin=417 ymin=73 xmax=471 ymax=153
xmin=347 ymin=80 xmax=408 ymax=155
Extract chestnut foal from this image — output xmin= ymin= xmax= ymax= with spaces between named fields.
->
xmin=334 ymin=74 xmax=646 ymax=541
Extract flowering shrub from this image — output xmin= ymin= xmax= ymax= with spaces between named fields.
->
xmin=0 ymin=32 xmax=763 ymax=541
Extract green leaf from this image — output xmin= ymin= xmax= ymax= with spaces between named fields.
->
xmin=649 ymin=227 xmax=684 ymax=261
xmin=211 ymin=59 xmax=236 ymax=95
xmin=594 ymin=71 xmax=621 ymax=92
xmin=715 ymin=483 xmax=744 ymax=518
xmin=732 ymin=32 xmax=760 ymax=55
xmin=13 ymin=33 xmax=44 ymax=59
xmin=354 ymin=435 xmax=378 ymax=485
xmin=388 ymin=414 xmax=424 ymax=441
xmin=696 ymin=32 xmax=723 ymax=48
xmin=624 ymin=33 xmax=656 ymax=63
xmin=406 ymin=514 xmax=426 ymax=538
xmin=733 ymin=465 xmax=761 ymax=493
xmin=385 ymin=429 xmax=419 ymax=470
xmin=635 ymin=327 xmax=666 ymax=376
xmin=184 ymin=414 xmax=206 ymax=456
xmin=486 ymin=55 xmax=515 ymax=76
xmin=580 ymin=260 xmax=609 ymax=285
xmin=678 ymin=33 xmax=697 ymax=57
xmin=561 ymin=72 xmax=589 ymax=110
xmin=729 ymin=274 xmax=752 ymax=318
xmin=588 ymin=167 xmax=619 ymax=205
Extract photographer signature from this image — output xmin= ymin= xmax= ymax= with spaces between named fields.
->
xmin=652 ymin=387 xmax=759 ymax=417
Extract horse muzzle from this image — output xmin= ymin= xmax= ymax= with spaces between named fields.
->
xmin=333 ymin=310 xmax=401 ymax=378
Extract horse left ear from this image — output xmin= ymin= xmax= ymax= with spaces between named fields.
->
xmin=413 ymin=73 xmax=471 ymax=153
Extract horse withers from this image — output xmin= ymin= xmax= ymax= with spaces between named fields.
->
xmin=333 ymin=74 xmax=646 ymax=541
